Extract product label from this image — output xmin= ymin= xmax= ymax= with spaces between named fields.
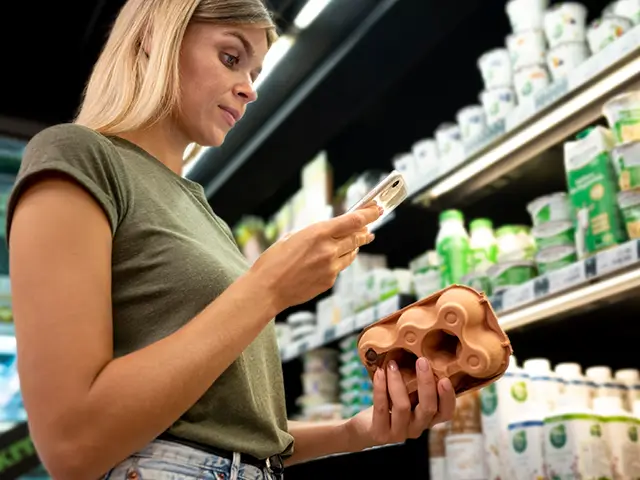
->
xmin=615 ymin=142 xmax=640 ymax=190
xmin=509 ymin=422 xmax=545 ymax=480
xmin=430 ymin=457 xmax=447 ymax=480
xmin=471 ymin=244 xmax=498 ymax=273
xmin=613 ymin=109 xmax=640 ymax=144
xmin=445 ymin=433 xmax=488 ymax=480
xmin=544 ymin=414 xmax=613 ymax=480
xmin=600 ymin=416 xmax=640 ymax=479
xmin=567 ymin=149 xmax=627 ymax=256
xmin=437 ymin=236 xmax=470 ymax=287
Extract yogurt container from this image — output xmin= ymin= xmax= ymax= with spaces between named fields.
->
xmin=480 ymin=87 xmax=517 ymax=124
xmin=488 ymin=260 xmax=538 ymax=290
xmin=543 ymin=2 xmax=589 ymax=47
xmin=527 ymin=192 xmax=572 ymax=226
xmin=613 ymin=141 xmax=640 ymax=190
xmin=496 ymin=225 xmax=537 ymax=262
xmin=535 ymin=245 xmax=578 ymax=273
xmin=412 ymin=138 xmax=440 ymax=178
xmin=531 ymin=221 xmax=576 ymax=250
xmin=587 ymin=15 xmax=633 ymax=54
xmin=478 ymin=48 xmax=513 ymax=89
xmin=513 ymin=64 xmax=551 ymax=103
xmin=461 ymin=272 xmax=493 ymax=296
xmin=618 ymin=189 xmax=640 ymax=239
xmin=456 ymin=105 xmax=487 ymax=142
xmin=434 ymin=122 xmax=463 ymax=159
xmin=602 ymin=91 xmax=640 ymax=144
xmin=607 ymin=0 xmax=640 ymax=24
xmin=506 ymin=30 xmax=547 ymax=70
xmin=546 ymin=41 xmax=590 ymax=81
xmin=507 ymin=0 xmax=551 ymax=32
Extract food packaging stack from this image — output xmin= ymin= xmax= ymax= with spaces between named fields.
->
xmin=298 ymin=348 xmax=342 ymax=421
xmin=338 ymin=334 xmax=373 ymax=418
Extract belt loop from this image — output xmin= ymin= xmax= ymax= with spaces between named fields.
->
xmin=229 ymin=452 xmax=241 ymax=480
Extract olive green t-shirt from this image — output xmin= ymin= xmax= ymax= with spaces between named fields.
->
xmin=6 ymin=123 xmax=294 ymax=460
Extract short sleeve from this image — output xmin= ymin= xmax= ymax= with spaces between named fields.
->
xmin=5 ymin=123 xmax=128 ymax=241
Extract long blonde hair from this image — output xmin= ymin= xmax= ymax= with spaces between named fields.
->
xmin=75 ymin=0 xmax=277 ymax=134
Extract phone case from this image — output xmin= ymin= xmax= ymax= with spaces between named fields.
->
xmin=347 ymin=170 xmax=408 ymax=216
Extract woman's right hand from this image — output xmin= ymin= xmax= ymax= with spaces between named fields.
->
xmin=250 ymin=203 xmax=383 ymax=312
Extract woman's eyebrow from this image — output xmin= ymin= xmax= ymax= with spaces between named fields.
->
xmin=223 ymin=30 xmax=255 ymax=57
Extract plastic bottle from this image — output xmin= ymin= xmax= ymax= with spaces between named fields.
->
xmin=507 ymin=415 xmax=545 ymax=480
xmin=592 ymin=395 xmax=640 ymax=480
xmin=555 ymin=362 xmax=594 ymax=408
xmin=543 ymin=393 xmax=613 ymax=480
xmin=614 ymin=368 xmax=640 ymax=414
xmin=436 ymin=210 xmax=470 ymax=287
xmin=586 ymin=365 xmax=628 ymax=403
xmin=429 ymin=422 xmax=448 ymax=480
xmin=523 ymin=358 xmax=562 ymax=414
xmin=469 ymin=218 xmax=498 ymax=273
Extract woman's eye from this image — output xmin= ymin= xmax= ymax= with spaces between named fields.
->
xmin=222 ymin=53 xmax=239 ymax=68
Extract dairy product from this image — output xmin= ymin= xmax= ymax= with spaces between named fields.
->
xmin=587 ymin=365 xmax=629 ymax=401
xmin=556 ymin=362 xmax=594 ymax=407
xmin=478 ymin=48 xmax=513 ymax=89
xmin=593 ymin=396 xmax=640 ymax=480
xmin=603 ymin=91 xmax=640 ymax=144
xmin=495 ymin=224 xmax=537 ymax=262
xmin=487 ymin=260 xmax=538 ymax=291
xmin=607 ymin=0 xmax=640 ymax=24
xmin=446 ymin=392 xmax=488 ymax=480
xmin=480 ymin=357 xmax=533 ymax=480
xmin=435 ymin=122 xmax=464 ymax=164
xmin=524 ymin=358 xmax=562 ymax=414
xmin=480 ymin=87 xmax=517 ymax=124
xmin=507 ymin=0 xmax=551 ymax=32
xmin=456 ymin=105 xmax=487 ymax=142
xmin=543 ymin=2 xmax=589 ymax=47
xmin=564 ymin=126 xmax=628 ymax=258
xmin=409 ymin=250 xmax=441 ymax=299
xmin=613 ymin=141 xmax=640 ymax=190
xmin=617 ymin=189 xmax=640 ymax=239
xmin=506 ymin=29 xmax=547 ymax=70
xmin=513 ymin=63 xmax=551 ymax=103
xmin=587 ymin=15 xmax=633 ymax=53
xmin=429 ymin=422 xmax=448 ymax=480
xmin=527 ymin=192 xmax=572 ymax=225
xmin=535 ymin=244 xmax=578 ymax=273
xmin=469 ymin=218 xmax=498 ymax=273
xmin=615 ymin=368 xmax=640 ymax=413
xmin=531 ymin=220 xmax=576 ymax=250
xmin=546 ymin=41 xmax=591 ymax=80
xmin=543 ymin=395 xmax=613 ymax=480
xmin=507 ymin=417 xmax=545 ymax=480
xmin=436 ymin=210 xmax=470 ymax=287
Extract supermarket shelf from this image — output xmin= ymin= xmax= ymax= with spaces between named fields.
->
xmin=280 ymin=240 xmax=640 ymax=362
xmin=410 ymin=26 xmax=640 ymax=209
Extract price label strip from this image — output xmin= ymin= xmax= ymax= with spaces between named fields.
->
xmin=547 ymin=260 xmax=588 ymax=294
xmin=595 ymin=240 xmax=639 ymax=276
xmin=502 ymin=281 xmax=536 ymax=311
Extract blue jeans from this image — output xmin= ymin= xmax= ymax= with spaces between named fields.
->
xmin=104 ymin=439 xmax=282 ymax=479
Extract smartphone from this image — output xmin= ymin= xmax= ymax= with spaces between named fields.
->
xmin=347 ymin=170 xmax=408 ymax=216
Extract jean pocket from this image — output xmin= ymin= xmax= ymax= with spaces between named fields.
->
xmin=106 ymin=455 xmax=227 ymax=480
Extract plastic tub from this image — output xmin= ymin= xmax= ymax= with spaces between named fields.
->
xmin=487 ymin=260 xmax=538 ymax=289
xmin=617 ymin=189 xmax=640 ymax=239
xmin=435 ymin=122 xmax=463 ymax=159
xmin=507 ymin=0 xmax=551 ymax=32
xmin=527 ymin=192 xmax=572 ymax=226
xmin=456 ymin=105 xmax=487 ymax=141
xmin=496 ymin=225 xmax=537 ymax=262
xmin=506 ymin=29 xmax=547 ymax=70
xmin=478 ymin=48 xmax=513 ymax=89
xmin=587 ymin=15 xmax=633 ymax=54
xmin=602 ymin=91 xmax=640 ymax=144
xmin=543 ymin=2 xmax=589 ymax=47
xmin=546 ymin=41 xmax=590 ymax=81
xmin=607 ymin=0 xmax=640 ymax=24
xmin=513 ymin=63 xmax=551 ymax=103
xmin=535 ymin=245 xmax=578 ymax=273
xmin=613 ymin=141 xmax=640 ymax=190
xmin=531 ymin=220 xmax=576 ymax=250
xmin=480 ymin=87 xmax=517 ymax=124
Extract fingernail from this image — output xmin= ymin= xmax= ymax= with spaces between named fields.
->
xmin=417 ymin=357 xmax=429 ymax=372
xmin=441 ymin=379 xmax=451 ymax=392
xmin=388 ymin=360 xmax=398 ymax=372
xmin=378 ymin=206 xmax=384 ymax=215
xmin=368 ymin=233 xmax=375 ymax=242
xmin=375 ymin=368 xmax=385 ymax=381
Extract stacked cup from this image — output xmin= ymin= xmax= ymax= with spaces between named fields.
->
xmin=477 ymin=47 xmax=517 ymax=125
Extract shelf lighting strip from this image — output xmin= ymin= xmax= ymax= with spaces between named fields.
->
xmin=499 ymin=267 xmax=640 ymax=331
xmin=426 ymin=56 xmax=640 ymax=200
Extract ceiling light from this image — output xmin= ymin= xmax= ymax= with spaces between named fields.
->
xmin=294 ymin=0 xmax=332 ymax=29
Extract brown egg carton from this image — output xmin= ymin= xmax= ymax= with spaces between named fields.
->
xmin=357 ymin=284 xmax=512 ymax=406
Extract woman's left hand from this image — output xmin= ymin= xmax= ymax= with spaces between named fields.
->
xmin=345 ymin=357 xmax=456 ymax=449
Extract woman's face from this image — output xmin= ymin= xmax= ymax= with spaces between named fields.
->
xmin=175 ymin=22 xmax=269 ymax=147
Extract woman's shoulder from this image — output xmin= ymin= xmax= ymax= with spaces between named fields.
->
xmin=25 ymin=123 xmax=113 ymax=158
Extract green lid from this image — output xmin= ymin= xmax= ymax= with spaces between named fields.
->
xmin=495 ymin=225 xmax=517 ymax=237
xmin=576 ymin=127 xmax=594 ymax=139
xmin=439 ymin=209 xmax=464 ymax=223
xmin=470 ymin=218 xmax=493 ymax=231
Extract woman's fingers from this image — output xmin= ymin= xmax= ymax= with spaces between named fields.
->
xmin=371 ymin=368 xmax=390 ymax=443
xmin=387 ymin=361 xmax=411 ymax=441
xmin=431 ymin=378 xmax=456 ymax=425
xmin=335 ymin=229 xmax=374 ymax=257
xmin=409 ymin=357 xmax=439 ymax=438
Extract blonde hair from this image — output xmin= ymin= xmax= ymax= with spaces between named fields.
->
xmin=75 ymin=0 xmax=277 ymax=134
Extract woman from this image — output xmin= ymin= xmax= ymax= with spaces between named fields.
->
xmin=6 ymin=0 xmax=456 ymax=479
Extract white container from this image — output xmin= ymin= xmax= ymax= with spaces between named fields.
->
xmin=392 ymin=152 xmax=417 ymax=190
xmin=587 ymin=365 xmax=629 ymax=400
xmin=546 ymin=41 xmax=590 ymax=80
xmin=411 ymin=138 xmax=439 ymax=179
xmin=607 ymin=0 xmax=640 ymax=24
xmin=523 ymin=358 xmax=563 ymax=414
xmin=615 ymin=368 xmax=640 ymax=412
xmin=555 ymin=362 xmax=594 ymax=407
xmin=506 ymin=29 xmax=547 ymax=70
xmin=602 ymin=91 xmax=640 ymax=144
xmin=478 ymin=48 xmax=513 ymax=89
xmin=507 ymin=417 xmax=545 ymax=480
xmin=456 ymin=105 xmax=487 ymax=142
xmin=587 ymin=15 xmax=634 ymax=53
xmin=434 ymin=122 xmax=464 ymax=161
xmin=544 ymin=2 xmax=589 ymax=47
xmin=592 ymin=396 xmax=640 ymax=479
xmin=507 ymin=0 xmax=551 ymax=32
xmin=480 ymin=87 xmax=517 ymax=124
xmin=513 ymin=63 xmax=551 ymax=103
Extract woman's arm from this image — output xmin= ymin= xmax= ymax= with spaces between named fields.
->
xmin=10 ymin=175 xmax=380 ymax=480
xmin=284 ymin=419 xmax=362 ymax=466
